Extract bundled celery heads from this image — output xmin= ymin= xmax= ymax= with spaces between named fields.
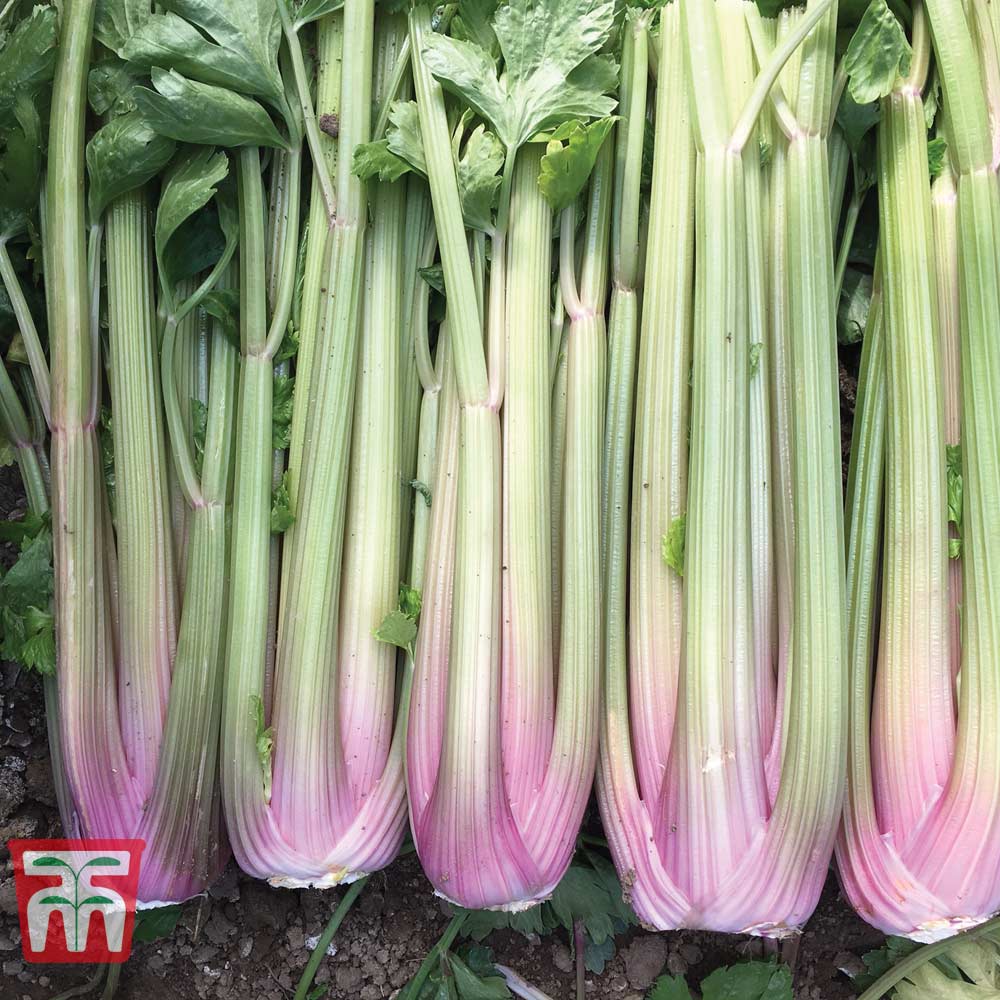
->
xmin=599 ymin=0 xmax=846 ymax=935
xmin=403 ymin=0 xmax=614 ymax=909
xmin=839 ymin=0 xmax=1000 ymax=940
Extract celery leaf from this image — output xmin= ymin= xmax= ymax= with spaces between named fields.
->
xmin=202 ymin=287 xmax=241 ymax=349
xmin=0 ymin=514 xmax=55 ymax=675
xmin=354 ymin=140 xmax=413 ymax=183
xmin=453 ymin=0 xmax=500 ymax=58
xmin=457 ymin=125 xmax=504 ymax=232
xmin=450 ymin=950 xmax=511 ymax=999
xmin=250 ymin=695 xmax=275 ymax=802
xmin=843 ymin=0 xmax=911 ymax=105
xmin=155 ymin=147 xmax=230 ymax=289
xmin=0 ymin=94 xmax=44 ymax=237
xmin=133 ymin=905 xmax=183 ymax=942
xmin=88 ymin=60 xmax=142 ymax=117
xmin=661 ymin=515 xmax=686 ymax=577
xmin=374 ymin=611 xmax=418 ymax=653
xmin=700 ymin=961 xmax=792 ymax=1000
xmin=135 ymin=69 xmax=287 ymax=149
xmin=838 ymin=269 xmax=872 ymax=345
xmin=122 ymin=0 xmax=284 ymax=111
xmin=271 ymin=471 xmax=295 ymax=535
xmin=273 ymin=373 xmax=295 ymax=450
xmin=422 ymin=0 xmax=616 ymax=151
xmin=387 ymin=101 xmax=429 ymax=176
xmin=947 ymin=444 xmax=962 ymax=559
xmin=94 ymin=0 xmax=150 ymax=52
xmin=836 ymin=91 xmax=880 ymax=153
xmin=928 ymin=137 xmax=948 ymax=179
xmin=87 ymin=112 xmax=177 ymax=220
xmin=293 ymin=0 xmax=345 ymax=30
xmin=418 ymin=266 xmax=445 ymax=295
xmin=0 ymin=5 xmax=58 ymax=128
xmin=647 ymin=977 xmax=691 ymax=1000
xmin=375 ymin=584 xmax=422 ymax=656
xmin=191 ymin=398 xmax=208 ymax=475
xmin=538 ymin=117 xmax=614 ymax=213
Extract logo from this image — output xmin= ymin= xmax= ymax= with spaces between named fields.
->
xmin=9 ymin=839 xmax=145 ymax=963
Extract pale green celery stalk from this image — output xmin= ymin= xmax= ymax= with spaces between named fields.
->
xmin=932 ymin=165 xmax=962 ymax=672
xmin=263 ymin=150 xmax=300 ymax=709
xmin=761 ymin=8 xmax=805 ymax=788
xmin=502 ymin=144 xmax=555 ymax=814
xmin=669 ymin=0 xmax=761 ymax=900
xmin=0 ymin=358 xmax=74 ymax=829
xmin=549 ymin=302 xmax=568 ymax=671
xmin=105 ymin=186 xmax=177 ymax=793
xmin=48 ymin=0 xmax=138 ymax=838
xmin=406 ymin=3 xmax=517 ymax=905
xmin=828 ymin=126 xmax=850 ymax=234
xmin=170 ymin=278 xmax=209 ymax=578
xmin=0 ymin=239 xmax=50 ymax=425
xmin=732 ymin=0 xmax=845 ymax=925
xmin=622 ymin=1 xmax=693 ymax=806
xmin=904 ymin=0 xmax=1000 ymax=909
xmin=285 ymin=13 xmax=343 ymax=505
xmin=870 ymin=36 xmax=954 ymax=840
xmin=398 ymin=181 xmax=434 ymax=570
xmin=18 ymin=367 xmax=50 ymax=491
xmin=137 ymin=300 xmax=238 ymax=902
xmin=735 ymin=1 xmax=777 ymax=781
xmin=269 ymin=0 xmax=374 ymax=854
xmin=337 ymin=14 xmax=408 ymax=795
xmin=969 ymin=0 xmax=1000 ymax=164
xmin=834 ymin=156 xmax=871 ymax=300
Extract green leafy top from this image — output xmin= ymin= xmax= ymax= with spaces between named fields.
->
xmin=843 ymin=0 xmax=912 ymax=105
xmin=648 ymin=961 xmax=793 ymax=1000
xmin=538 ymin=117 xmax=615 ymax=213
xmin=0 ymin=5 xmax=58 ymax=128
xmin=421 ymin=0 xmax=618 ymax=152
xmin=0 ymin=510 xmax=55 ymax=675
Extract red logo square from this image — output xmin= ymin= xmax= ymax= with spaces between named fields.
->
xmin=8 ymin=839 xmax=145 ymax=963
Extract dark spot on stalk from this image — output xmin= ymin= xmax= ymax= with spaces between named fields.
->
xmin=320 ymin=113 xmax=340 ymax=138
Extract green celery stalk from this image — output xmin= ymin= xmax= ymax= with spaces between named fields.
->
xmin=48 ymin=0 xmax=139 ymax=837
xmin=105 ymin=186 xmax=177 ymax=793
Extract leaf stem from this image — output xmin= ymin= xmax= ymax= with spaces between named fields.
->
xmin=400 ymin=913 xmax=467 ymax=1000
xmin=0 ymin=240 xmax=50 ymax=425
xmin=293 ymin=878 xmax=369 ymax=1000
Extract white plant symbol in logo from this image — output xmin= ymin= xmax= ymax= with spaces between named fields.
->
xmin=24 ymin=851 xmax=131 ymax=953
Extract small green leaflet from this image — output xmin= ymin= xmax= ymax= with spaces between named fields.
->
xmin=88 ymin=60 xmax=142 ymax=117
xmin=293 ymin=0 xmax=346 ymax=31
xmin=852 ymin=935 xmax=964 ymax=991
xmin=843 ymin=0 xmax=911 ymax=105
xmin=418 ymin=265 xmax=446 ymax=296
xmin=354 ymin=102 xmax=427 ymax=183
xmin=271 ymin=471 xmax=295 ymax=535
xmin=838 ymin=269 xmax=872 ymax=345
xmin=250 ymin=694 xmax=275 ymax=802
xmin=202 ymin=287 xmax=241 ymax=349
xmin=749 ymin=342 xmax=763 ymax=380
xmin=155 ymin=147 xmax=229 ymax=295
xmin=422 ymin=0 xmax=617 ymax=153
xmin=276 ymin=322 xmax=300 ymax=363
xmin=94 ymin=0 xmax=150 ymax=53
xmin=132 ymin=904 xmax=183 ymax=943
xmin=457 ymin=125 xmax=504 ymax=232
xmin=0 ymin=429 xmax=14 ymax=469
xmin=647 ymin=976 xmax=692 ymax=1000
xmin=374 ymin=583 xmax=422 ymax=656
xmin=100 ymin=408 xmax=117 ymax=521
xmin=86 ymin=112 xmax=177 ymax=220
xmin=836 ymin=91 xmax=881 ymax=154
xmin=928 ymin=137 xmax=948 ymax=179
xmin=273 ymin=374 xmax=294 ymax=450
xmin=661 ymin=515 xmax=686 ymax=577
xmin=538 ymin=117 xmax=614 ymax=213
xmin=135 ymin=69 xmax=287 ymax=149
xmin=0 ymin=5 xmax=58 ymax=128
xmin=462 ymin=853 xmax=636 ymax=975
xmin=947 ymin=444 xmax=962 ymax=559
xmin=452 ymin=0 xmax=500 ymax=58
xmin=191 ymin=398 xmax=208 ymax=475
xmin=0 ymin=513 xmax=55 ymax=676
xmin=0 ymin=94 xmax=44 ymax=236
xmin=699 ymin=961 xmax=792 ymax=1000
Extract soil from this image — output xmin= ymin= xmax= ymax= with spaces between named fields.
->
xmin=0 ymin=350 xmax=883 ymax=1000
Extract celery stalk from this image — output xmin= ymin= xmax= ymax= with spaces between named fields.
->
xmin=105 ymin=187 xmax=177 ymax=794
xmin=48 ymin=0 xmax=140 ymax=838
